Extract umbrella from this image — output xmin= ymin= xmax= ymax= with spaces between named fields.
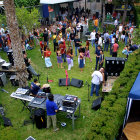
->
xmin=123 ymin=122 xmax=140 ymax=140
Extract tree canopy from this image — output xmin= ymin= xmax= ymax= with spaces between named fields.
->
xmin=14 ymin=0 xmax=40 ymax=8
xmin=16 ymin=7 xmax=41 ymax=34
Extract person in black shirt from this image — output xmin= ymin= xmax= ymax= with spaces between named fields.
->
xmin=43 ymin=29 xmax=48 ymax=45
xmin=70 ymin=30 xmax=75 ymax=49
xmin=24 ymin=53 xmax=39 ymax=78
xmin=74 ymin=35 xmax=81 ymax=56
xmin=95 ymin=45 xmax=101 ymax=70
xmin=62 ymin=25 xmax=66 ymax=38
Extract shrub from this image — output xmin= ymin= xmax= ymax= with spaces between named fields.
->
xmin=86 ymin=49 xmax=140 ymax=140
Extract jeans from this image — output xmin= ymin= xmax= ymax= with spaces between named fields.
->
xmin=75 ymin=47 xmax=79 ymax=56
xmin=61 ymin=53 xmax=66 ymax=62
xmin=95 ymin=57 xmax=99 ymax=70
xmin=27 ymin=65 xmax=38 ymax=76
xmin=71 ymin=40 xmax=74 ymax=49
xmin=104 ymin=42 xmax=109 ymax=51
xmin=91 ymin=39 xmax=95 ymax=47
xmin=94 ymin=26 xmax=98 ymax=33
xmin=125 ymin=36 xmax=128 ymax=46
xmin=90 ymin=83 xmax=100 ymax=96
xmin=95 ymin=43 xmax=98 ymax=52
xmin=110 ymin=43 xmax=113 ymax=55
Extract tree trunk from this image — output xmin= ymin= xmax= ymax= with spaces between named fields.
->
xmin=102 ymin=0 xmax=105 ymax=26
xmin=4 ymin=0 xmax=28 ymax=87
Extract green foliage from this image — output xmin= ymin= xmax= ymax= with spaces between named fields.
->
xmin=14 ymin=0 xmax=40 ymax=8
xmin=134 ymin=6 xmax=140 ymax=28
xmin=0 ymin=14 xmax=7 ymax=27
xmin=86 ymin=48 xmax=140 ymax=140
xmin=16 ymin=7 xmax=41 ymax=34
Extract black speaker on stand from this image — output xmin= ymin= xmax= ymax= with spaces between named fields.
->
xmin=105 ymin=57 xmax=125 ymax=76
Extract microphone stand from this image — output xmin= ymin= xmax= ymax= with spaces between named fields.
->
xmin=64 ymin=66 xmax=68 ymax=90
xmin=47 ymin=72 xmax=48 ymax=84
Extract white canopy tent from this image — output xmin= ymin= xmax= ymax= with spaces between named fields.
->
xmin=40 ymin=0 xmax=75 ymax=4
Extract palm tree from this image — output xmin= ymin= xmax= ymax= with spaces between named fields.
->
xmin=4 ymin=0 xmax=28 ymax=87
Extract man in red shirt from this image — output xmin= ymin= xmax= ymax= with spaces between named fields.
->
xmin=112 ymin=41 xmax=119 ymax=57
xmin=59 ymin=41 xmax=66 ymax=62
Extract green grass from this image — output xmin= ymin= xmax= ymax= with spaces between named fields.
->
xmin=0 ymin=27 xmax=127 ymax=140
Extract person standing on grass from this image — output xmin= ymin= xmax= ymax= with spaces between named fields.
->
xmin=104 ymin=31 xmax=110 ymax=52
xmin=70 ymin=30 xmax=75 ymax=49
xmin=69 ymin=46 xmax=74 ymax=67
xmin=66 ymin=48 xmax=72 ymax=70
xmin=112 ymin=40 xmax=119 ymax=57
xmin=85 ymin=40 xmax=92 ymax=62
xmin=94 ymin=18 xmax=99 ymax=33
xmin=56 ymin=48 xmax=63 ymax=68
xmin=90 ymin=29 xmax=96 ymax=48
xmin=46 ymin=94 xmax=59 ymax=132
xmin=90 ymin=67 xmax=104 ymax=97
xmin=74 ymin=35 xmax=81 ymax=56
xmin=95 ymin=45 xmax=101 ymax=70
xmin=44 ymin=48 xmax=52 ymax=68
xmin=99 ymin=50 xmax=104 ymax=69
xmin=60 ymin=41 xmax=66 ymax=62
xmin=79 ymin=49 xmax=84 ymax=72
xmin=66 ymin=31 xmax=70 ymax=46
xmin=43 ymin=29 xmax=49 ymax=46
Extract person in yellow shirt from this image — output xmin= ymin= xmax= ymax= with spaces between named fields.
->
xmin=53 ymin=33 xmax=58 ymax=52
xmin=94 ymin=18 xmax=99 ymax=33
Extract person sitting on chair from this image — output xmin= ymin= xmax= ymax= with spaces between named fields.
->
xmin=30 ymin=79 xmax=41 ymax=96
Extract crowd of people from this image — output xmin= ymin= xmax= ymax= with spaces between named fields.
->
xmin=0 ymin=7 xmax=139 ymax=132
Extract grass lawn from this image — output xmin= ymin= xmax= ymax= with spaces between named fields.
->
xmin=0 ymin=25 xmax=126 ymax=140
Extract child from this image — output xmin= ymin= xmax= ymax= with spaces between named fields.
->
xmin=44 ymin=48 xmax=52 ymax=68
xmin=56 ymin=48 xmax=63 ymax=68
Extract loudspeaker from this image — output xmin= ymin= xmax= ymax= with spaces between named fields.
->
xmin=115 ymin=57 xmax=125 ymax=76
xmin=0 ymin=72 xmax=6 ymax=87
xmin=105 ymin=57 xmax=125 ymax=76
xmin=10 ymin=75 xmax=19 ymax=86
xmin=34 ymin=109 xmax=46 ymax=129
xmin=92 ymin=97 xmax=102 ymax=110
xmin=71 ymin=78 xmax=83 ymax=88
xmin=59 ymin=78 xmax=70 ymax=86
xmin=7 ymin=49 xmax=14 ymax=66
xmin=2 ymin=117 xmax=13 ymax=127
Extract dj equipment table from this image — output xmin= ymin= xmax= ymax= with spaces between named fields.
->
xmin=10 ymin=90 xmax=34 ymax=112
xmin=28 ymin=94 xmax=81 ymax=130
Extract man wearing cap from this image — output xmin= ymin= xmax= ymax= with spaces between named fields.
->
xmin=46 ymin=94 xmax=59 ymax=132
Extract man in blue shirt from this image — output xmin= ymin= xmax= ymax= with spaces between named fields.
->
xmin=46 ymin=94 xmax=59 ymax=132
xmin=30 ymin=79 xmax=40 ymax=96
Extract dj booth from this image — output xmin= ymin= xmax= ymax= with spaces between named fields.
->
xmin=10 ymin=88 xmax=81 ymax=130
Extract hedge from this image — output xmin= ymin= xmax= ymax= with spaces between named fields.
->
xmin=86 ymin=49 xmax=140 ymax=140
